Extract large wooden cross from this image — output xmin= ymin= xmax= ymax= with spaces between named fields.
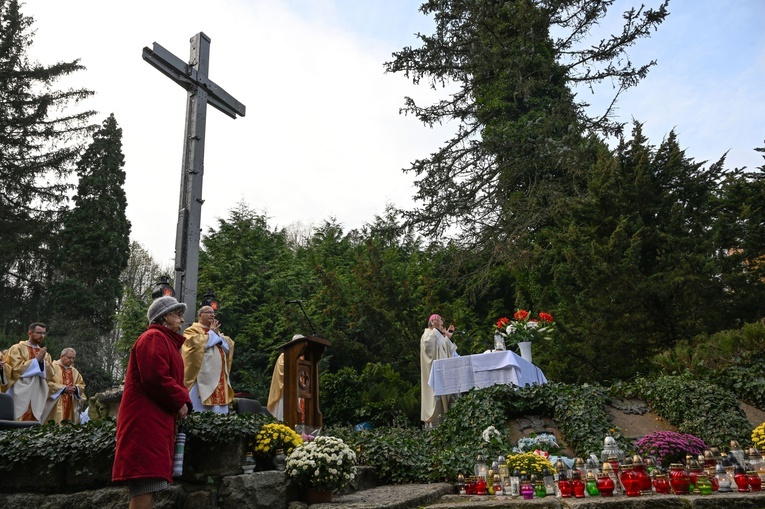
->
xmin=142 ymin=32 xmax=245 ymax=325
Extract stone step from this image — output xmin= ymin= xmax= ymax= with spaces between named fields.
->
xmin=314 ymin=484 xmax=765 ymax=509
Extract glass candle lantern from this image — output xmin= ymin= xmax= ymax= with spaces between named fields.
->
xmin=644 ymin=456 xmax=656 ymax=476
xmin=715 ymin=463 xmax=733 ymax=492
xmin=596 ymin=473 xmax=615 ymax=497
xmin=620 ymin=466 xmax=641 ymax=497
xmin=474 ymin=454 xmax=488 ymax=481
xmin=573 ymin=457 xmax=585 ymax=478
xmin=557 ymin=471 xmax=572 ymax=498
xmin=653 ymin=473 xmax=671 ymax=494
xmin=456 ymin=473 xmax=465 ymax=494
xmin=601 ymin=434 xmax=625 ymax=464
xmin=747 ymin=471 xmax=762 ymax=491
xmin=498 ymin=455 xmax=509 ymax=483
xmin=464 ymin=477 xmax=476 ymax=495
xmin=669 ymin=463 xmax=691 ymax=495
xmin=493 ymin=474 xmax=503 ymax=496
xmin=534 ymin=480 xmax=547 ymax=498
xmin=493 ymin=332 xmax=506 ymax=351
xmin=733 ymin=466 xmax=749 ymax=493
xmin=705 ymin=467 xmax=719 ymax=491
xmin=703 ymin=449 xmax=716 ymax=468
xmin=243 ymin=452 xmax=256 ymax=474
xmin=585 ymin=471 xmax=600 ymax=496
xmin=632 ymin=455 xmax=652 ymax=493
xmin=520 ymin=475 xmax=534 ymax=500
xmin=695 ymin=474 xmax=713 ymax=495
xmin=602 ymin=461 xmax=620 ymax=495
xmin=510 ymin=468 xmax=520 ymax=497
xmin=571 ymin=470 xmax=585 ymax=498
xmin=273 ymin=449 xmax=287 ymax=471
xmin=475 ymin=477 xmax=487 ymax=495
xmin=543 ymin=467 xmax=555 ymax=496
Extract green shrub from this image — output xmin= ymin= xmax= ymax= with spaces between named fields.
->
xmin=184 ymin=410 xmax=272 ymax=443
xmin=0 ymin=419 xmax=116 ymax=467
xmin=320 ymin=366 xmax=363 ymax=425
xmin=628 ymin=374 xmax=752 ymax=448
xmin=321 ymin=363 xmax=419 ymax=427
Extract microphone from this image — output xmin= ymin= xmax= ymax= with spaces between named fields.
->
xmin=451 ymin=330 xmax=464 ymax=334
xmin=285 ymin=300 xmax=302 ymax=304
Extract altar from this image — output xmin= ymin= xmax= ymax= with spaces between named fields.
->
xmin=428 ymin=350 xmax=547 ymax=396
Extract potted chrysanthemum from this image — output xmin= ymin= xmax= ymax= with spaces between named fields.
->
xmin=286 ymin=435 xmax=356 ymax=504
xmin=251 ymin=422 xmax=303 ymax=470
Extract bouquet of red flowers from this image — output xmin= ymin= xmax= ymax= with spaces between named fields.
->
xmin=496 ymin=309 xmax=555 ymax=345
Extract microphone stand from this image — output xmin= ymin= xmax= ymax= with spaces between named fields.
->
xmin=296 ymin=301 xmax=319 ymax=337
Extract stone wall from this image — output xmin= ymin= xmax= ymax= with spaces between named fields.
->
xmin=0 ymin=471 xmax=291 ymax=509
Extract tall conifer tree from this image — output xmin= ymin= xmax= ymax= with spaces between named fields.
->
xmin=0 ymin=0 xmax=95 ymax=333
xmin=50 ymin=114 xmax=130 ymax=377
xmin=386 ymin=0 xmax=668 ymax=271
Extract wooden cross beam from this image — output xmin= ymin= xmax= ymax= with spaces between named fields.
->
xmin=142 ymin=32 xmax=245 ymax=325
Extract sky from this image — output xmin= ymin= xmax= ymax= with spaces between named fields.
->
xmin=22 ymin=0 xmax=765 ymax=266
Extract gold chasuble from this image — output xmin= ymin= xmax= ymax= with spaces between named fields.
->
xmin=4 ymin=341 xmax=53 ymax=421
xmin=44 ymin=360 xmax=86 ymax=423
xmin=182 ymin=322 xmax=235 ymax=408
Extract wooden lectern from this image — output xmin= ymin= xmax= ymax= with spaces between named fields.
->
xmin=277 ymin=335 xmax=331 ymax=430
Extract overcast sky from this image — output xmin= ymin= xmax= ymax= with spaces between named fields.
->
xmin=23 ymin=0 xmax=765 ymax=266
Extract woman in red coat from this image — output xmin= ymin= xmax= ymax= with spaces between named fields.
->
xmin=113 ymin=296 xmax=192 ymax=509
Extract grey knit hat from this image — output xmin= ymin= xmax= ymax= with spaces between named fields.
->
xmin=147 ymin=296 xmax=186 ymax=324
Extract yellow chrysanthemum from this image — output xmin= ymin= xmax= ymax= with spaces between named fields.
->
xmin=252 ymin=423 xmax=304 ymax=456
xmin=753 ymin=422 xmax=765 ymax=450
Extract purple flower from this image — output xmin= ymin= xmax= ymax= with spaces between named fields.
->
xmin=635 ymin=431 xmax=708 ymax=468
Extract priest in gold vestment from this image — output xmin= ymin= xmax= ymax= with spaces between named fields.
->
xmin=44 ymin=348 xmax=86 ymax=423
xmin=182 ymin=306 xmax=235 ymax=413
xmin=4 ymin=323 xmax=54 ymax=421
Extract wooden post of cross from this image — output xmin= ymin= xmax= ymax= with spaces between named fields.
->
xmin=142 ymin=33 xmax=245 ymax=326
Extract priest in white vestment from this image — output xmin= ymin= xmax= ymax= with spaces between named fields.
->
xmin=4 ymin=323 xmax=54 ymax=421
xmin=182 ymin=306 xmax=235 ymax=413
xmin=420 ymin=313 xmax=458 ymax=427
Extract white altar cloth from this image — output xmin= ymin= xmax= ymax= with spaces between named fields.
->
xmin=428 ymin=350 xmax=547 ymax=396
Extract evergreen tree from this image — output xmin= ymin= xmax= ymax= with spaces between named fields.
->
xmin=197 ymin=203 xmax=308 ymax=397
xmin=50 ymin=114 xmax=130 ymax=374
xmin=528 ymin=124 xmax=759 ymax=381
xmin=386 ymin=0 xmax=668 ymax=275
xmin=0 ymin=0 xmax=95 ymax=334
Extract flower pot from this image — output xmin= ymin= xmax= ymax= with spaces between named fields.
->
xmin=305 ymin=488 xmax=332 ymax=504
xmin=518 ymin=341 xmax=532 ymax=363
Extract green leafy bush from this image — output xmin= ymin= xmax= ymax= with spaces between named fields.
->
xmin=321 ymin=363 xmax=419 ymax=427
xmin=652 ymin=322 xmax=765 ymax=410
xmin=184 ymin=410 xmax=273 ymax=443
xmin=329 ymin=425 xmax=436 ymax=484
xmin=627 ymin=374 xmax=752 ymax=448
xmin=0 ymin=419 xmax=116 ymax=467
xmin=321 ymin=366 xmax=364 ymax=425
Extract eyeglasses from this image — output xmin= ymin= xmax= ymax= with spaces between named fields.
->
xmin=200 ymin=311 xmax=216 ymax=315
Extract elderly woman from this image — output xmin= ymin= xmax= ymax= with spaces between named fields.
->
xmin=112 ymin=296 xmax=192 ymax=509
